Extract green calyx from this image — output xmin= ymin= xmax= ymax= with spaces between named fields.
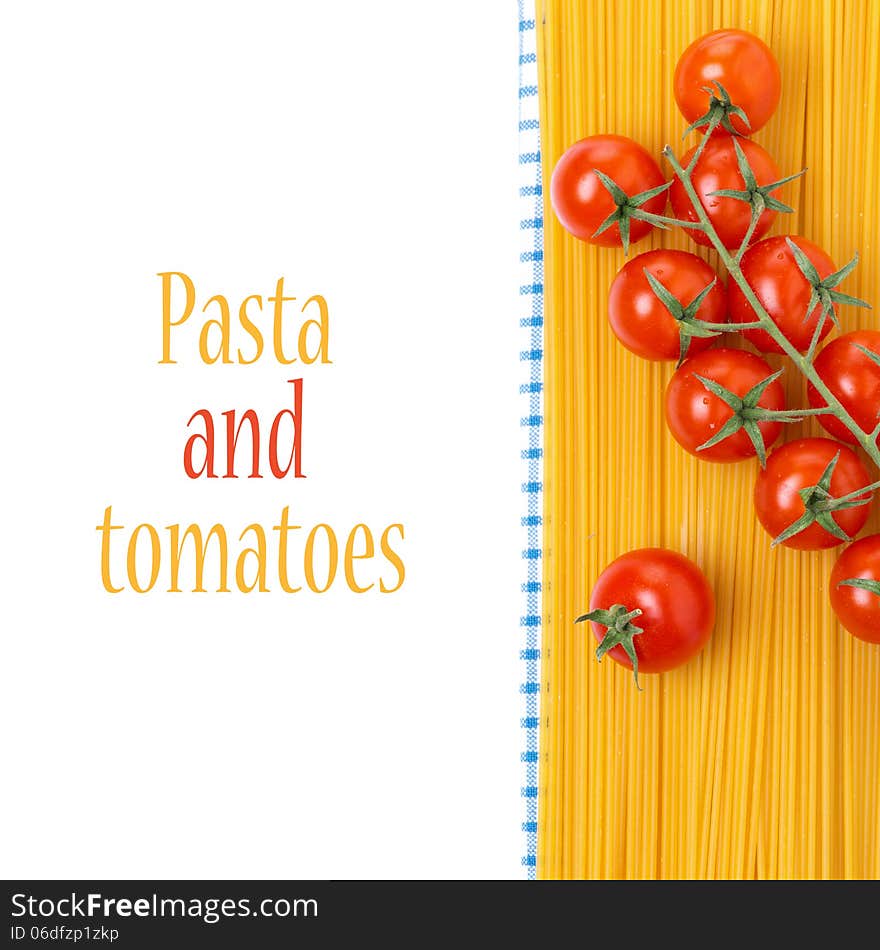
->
xmin=643 ymin=269 xmax=722 ymax=365
xmin=838 ymin=577 xmax=880 ymax=597
xmin=786 ymin=239 xmax=872 ymax=335
xmin=683 ymin=81 xmax=752 ymax=137
xmin=591 ymin=171 xmax=686 ymax=256
xmin=575 ymin=603 xmax=644 ymax=690
xmin=772 ymin=452 xmax=880 ymax=547
xmin=693 ymin=369 xmax=807 ymax=467
xmin=709 ymin=138 xmax=805 ymax=220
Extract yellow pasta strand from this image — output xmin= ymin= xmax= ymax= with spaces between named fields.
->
xmin=536 ymin=0 xmax=880 ymax=880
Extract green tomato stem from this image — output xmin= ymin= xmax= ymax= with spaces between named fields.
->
xmin=746 ymin=407 xmax=834 ymax=421
xmin=684 ymin=113 xmax=721 ymax=174
xmin=695 ymin=319 xmax=764 ymax=331
xmin=734 ymin=207 xmax=762 ymax=263
xmin=637 ymin=210 xmax=705 ymax=230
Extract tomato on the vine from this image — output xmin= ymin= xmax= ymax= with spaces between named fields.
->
xmin=550 ymin=135 xmax=666 ymax=246
xmin=829 ymin=536 xmax=880 ymax=645
xmin=665 ymin=348 xmax=785 ymax=462
xmin=607 ymin=250 xmax=726 ymax=361
xmin=577 ymin=548 xmax=715 ymax=686
xmin=728 ymin=236 xmax=838 ymax=354
xmin=674 ymin=29 xmax=781 ymax=135
xmin=669 ymin=136 xmax=781 ymax=249
xmin=753 ymin=438 xmax=873 ymax=550
xmin=806 ymin=330 xmax=880 ymax=446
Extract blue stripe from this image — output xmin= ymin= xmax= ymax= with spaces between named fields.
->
xmin=517 ymin=0 xmax=542 ymax=881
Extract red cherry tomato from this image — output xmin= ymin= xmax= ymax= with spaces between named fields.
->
xmin=829 ymin=536 xmax=880 ymax=644
xmin=582 ymin=549 xmax=715 ymax=679
xmin=754 ymin=438 xmax=873 ymax=550
xmin=607 ymin=250 xmax=726 ymax=361
xmin=669 ymin=137 xmax=781 ymax=249
xmin=674 ymin=29 xmax=781 ymax=135
xmin=550 ymin=135 xmax=667 ymax=246
xmin=807 ymin=331 xmax=880 ymax=446
xmin=728 ymin=236 xmax=837 ymax=354
xmin=665 ymin=348 xmax=785 ymax=462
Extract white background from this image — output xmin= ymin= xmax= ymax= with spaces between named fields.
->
xmin=0 ymin=1 xmax=524 ymax=878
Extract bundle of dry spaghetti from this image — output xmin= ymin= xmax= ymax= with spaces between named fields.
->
xmin=536 ymin=0 xmax=880 ymax=879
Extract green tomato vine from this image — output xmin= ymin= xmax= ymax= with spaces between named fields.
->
xmin=659 ymin=110 xmax=877 ymax=471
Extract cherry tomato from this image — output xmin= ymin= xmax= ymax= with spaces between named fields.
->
xmin=607 ymin=250 xmax=726 ymax=361
xmin=674 ymin=29 xmax=781 ymax=135
xmin=665 ymin=348 xmax=785 ymax=462
xmin=669 ymin=137 xmax=781 ymax=249
xmin=754 ymin=438 xmax=872 ymax=550
xmin=550 ymin=135 xmax=667 ymax=246
xmin=728 ymin=236 xmax=837 ymax=354
xmin=806 ymin=331 xmax=880 ymax=446
xmin=829 ymin=536 xmax=880 ymax=644
xmin=581 ymin=549 xmax=715 ymax=679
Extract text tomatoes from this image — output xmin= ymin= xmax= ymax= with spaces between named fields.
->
xmin=674 ymin=29 xmax=781 ymax=135
xmin=579 ymin=549 xmax=715 ymax=684
xmin=806 ymin=331 xmax=880 ymax=446
xmin=665 ymin=348 xmax=784 ymax=462
xmin=607 ymin=250 xmax=726 ymax=361
xmin=754 ymin=438 xmax=873 ymax=550
xmin=829 ymin=536 xmax=880 ymax=645
xmin=669 ymin=137 xmax=781 ymax=248
xmin=550 ymin=135 xmax=666 ymax=246
xmin=728 ymin=236 xmax=837 ymax=353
